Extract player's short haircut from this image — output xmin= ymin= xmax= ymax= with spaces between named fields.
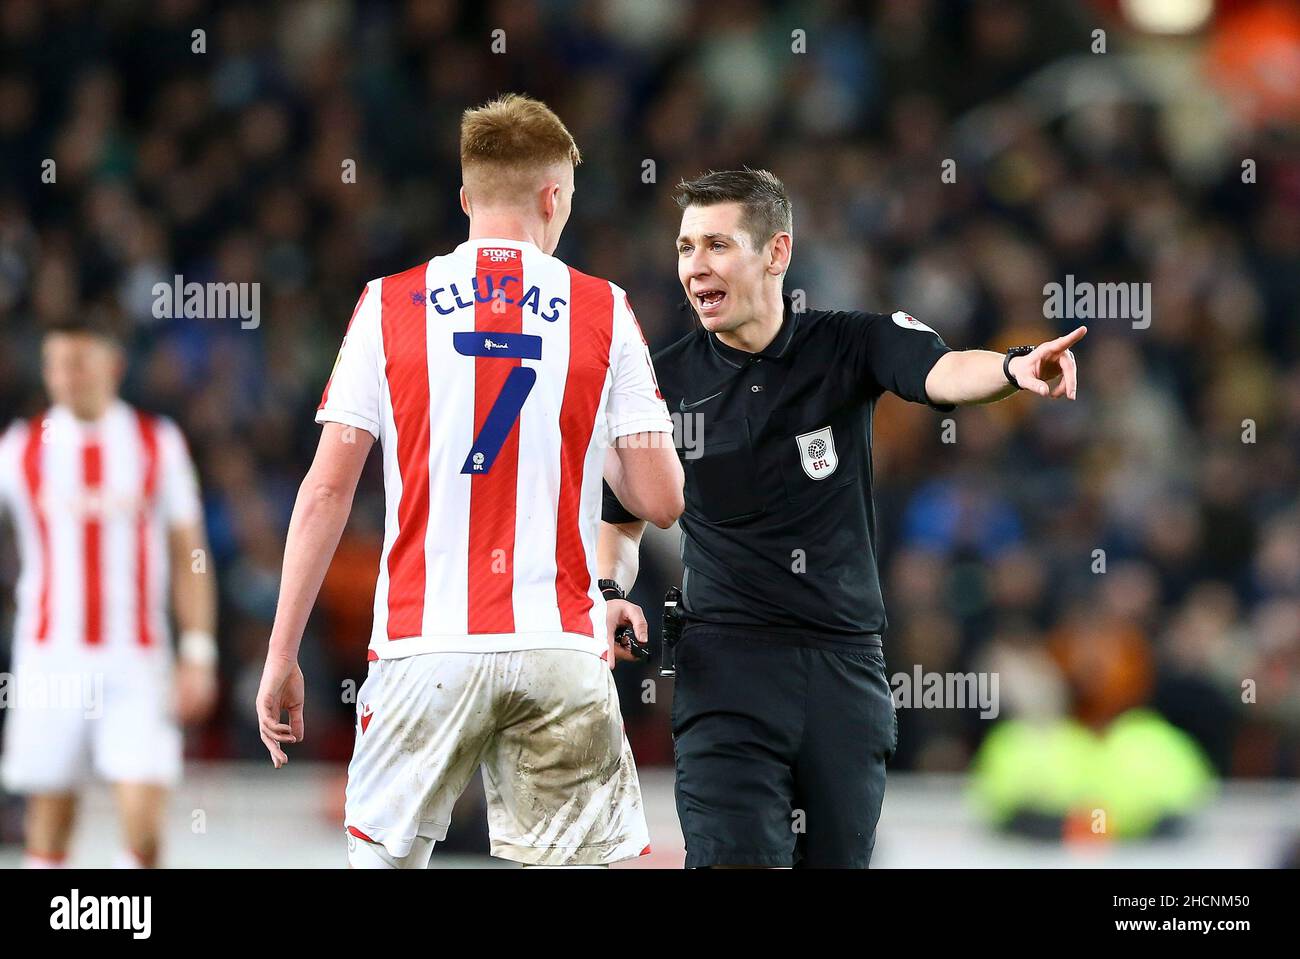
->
xmin=460 ymin=93 xmax=581 ymax=206
xmin=674 ymin=167 xmax=793 ymax=250
xmin=42 ymin=312 xmax=126 ymax=345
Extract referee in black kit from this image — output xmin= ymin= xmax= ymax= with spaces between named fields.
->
xmin=598 ymin=168 xmax=1086 ymax=868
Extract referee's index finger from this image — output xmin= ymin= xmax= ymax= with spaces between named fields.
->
xmin=1049 ymin=325 xmax=1088 ymax=351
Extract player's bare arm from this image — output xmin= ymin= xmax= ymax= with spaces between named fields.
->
xmin=602 ymin=434 xmax=684 ymax=529
xmin=170 ymin=519 xmax=218 ymax=725
xmin=257 ymin=422 xmax=374 ymax=767
xmin=924 ymin=326 xmax=1087 ymax=407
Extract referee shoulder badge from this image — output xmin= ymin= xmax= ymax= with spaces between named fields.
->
xmin=796 ymin=426 xmax=839 ymax=480
xmin=891 ymin=310 xmax=938 ymax=335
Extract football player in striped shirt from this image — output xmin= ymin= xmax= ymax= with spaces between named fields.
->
xmin=256 ymin=94 xmax=684 ymax=868
xmin=0 ymin=316 xmax=218 ymax=867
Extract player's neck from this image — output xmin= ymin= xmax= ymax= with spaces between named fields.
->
xmin=466 ymin=215 xmax=546 ymax=251
xmin=61 ymin=396 xmax=117 ymax=423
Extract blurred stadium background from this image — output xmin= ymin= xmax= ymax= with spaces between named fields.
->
xmin=2 ymin=0 xmax=1299 ymax=867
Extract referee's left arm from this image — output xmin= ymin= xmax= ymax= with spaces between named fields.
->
xmin=925 ymin=325 xmax=1087 ymax=406
xmin=597 ymin=514 xmax=646 ymax=592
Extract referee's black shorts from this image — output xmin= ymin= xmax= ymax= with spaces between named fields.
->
xmin=670 ymin=624 xmax=898 ymax=868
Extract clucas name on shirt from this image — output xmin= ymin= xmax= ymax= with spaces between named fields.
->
xmin=416 ymin=271 xmax=567 ymax=322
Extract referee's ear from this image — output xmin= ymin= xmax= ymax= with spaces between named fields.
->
xmin=766 ymin=231 xmax=793 ymax=277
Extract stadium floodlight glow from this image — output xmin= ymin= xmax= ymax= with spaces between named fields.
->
xmin=1119 ymin=0 xmax=1215 ymax=35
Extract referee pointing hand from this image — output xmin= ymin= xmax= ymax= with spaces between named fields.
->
xmin=598 ymin=168 xmax=1085 ymax=868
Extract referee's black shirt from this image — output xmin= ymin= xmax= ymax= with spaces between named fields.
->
xmin=603 ymin=296 xmax=953 ymax=642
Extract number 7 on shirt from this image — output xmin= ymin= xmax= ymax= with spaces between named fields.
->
xmin=453 ymin=331 xmax=543 ymax=475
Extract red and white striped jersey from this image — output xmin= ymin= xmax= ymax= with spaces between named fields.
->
xmin=0 ymin=401 xmax=202 ymax=663
xmin=317 ymin=238 xmax=673 ymax=659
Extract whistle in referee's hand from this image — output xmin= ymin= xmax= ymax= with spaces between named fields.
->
xmin=660 ymin=585 xmax=683 ymax=678
xmin=614 ymin=624 xmax=651 ymax=661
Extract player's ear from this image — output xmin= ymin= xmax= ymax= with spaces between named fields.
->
xmin=459 ymin=186 xmax=471 ymax=217
xmin=540 ymin=181 xmax=560 ymax=223
xmin=768 ymin=232 xmax=792 ymax=276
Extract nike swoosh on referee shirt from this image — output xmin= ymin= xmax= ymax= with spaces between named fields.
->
xmin=679 ymin=391 xmax=723 ymax=412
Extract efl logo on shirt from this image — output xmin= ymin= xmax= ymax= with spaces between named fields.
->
xmin=796 ymin=426 xmax=839 ymax=480
xmin=481 ymin=248 xmax=520 ymax=264
xmin=892 ymin=310 xmax=938 ymax=335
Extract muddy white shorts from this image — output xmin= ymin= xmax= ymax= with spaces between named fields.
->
xmin=0 ymin=654 xmax=182 ymax=793
xmin=344 ymin=648 xmax=650 ymax=866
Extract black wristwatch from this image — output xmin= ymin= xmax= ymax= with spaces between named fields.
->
xmin=598 ymin=579 xmax=625 ymax=602
xmin=1003 ymin=345 xmax=1034 ymax=389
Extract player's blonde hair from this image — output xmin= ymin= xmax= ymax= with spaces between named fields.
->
xmin=460 ymin=93 xmax=581 ymax=206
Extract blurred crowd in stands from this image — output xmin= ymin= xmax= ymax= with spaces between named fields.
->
xmin=1 ymin=0 xmax=1297 ymax=786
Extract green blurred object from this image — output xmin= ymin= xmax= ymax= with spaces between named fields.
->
xmin=970 ymin=709 xmax=1216 ymax=839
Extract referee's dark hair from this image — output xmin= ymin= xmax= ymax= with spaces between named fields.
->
xmin=674 ymin=167 xmax=793 ymax=249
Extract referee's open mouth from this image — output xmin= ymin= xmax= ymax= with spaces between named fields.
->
xmin=694 ymin=288 xmax=727 ymax=316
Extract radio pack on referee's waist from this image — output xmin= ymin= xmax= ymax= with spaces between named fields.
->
xmin=659 ymin=585 xmax=684 ymax=677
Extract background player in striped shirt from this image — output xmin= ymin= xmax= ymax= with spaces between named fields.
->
xmin=255 ymin=94 xmax=684 ymax=868
xmin=0 ymin=316 xmax=218 ymax=868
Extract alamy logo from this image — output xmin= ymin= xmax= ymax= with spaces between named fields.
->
xmin=891 ymin=667 xmax=1000 ymax=719
xmin=50 ymin=889 xmax=151 ymax=939
xmin=152 ymin=275 xmax=260 ymax=329
xmin=1043 ymin=274 xmax=1151 ymax=329
xmin=0 ymin=671 xmax=103 ymax=718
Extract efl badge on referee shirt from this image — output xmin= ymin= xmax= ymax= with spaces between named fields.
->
xmin=892 ymin=310 xmax=938 ymax=335
xmin=796 ymin=426 xmax=839 ymax=480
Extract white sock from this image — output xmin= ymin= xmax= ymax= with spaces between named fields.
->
xmin=23 ymin=852 xmax=68 ymax=868
xmin=112 ymin=849 xmax=147 ymax=869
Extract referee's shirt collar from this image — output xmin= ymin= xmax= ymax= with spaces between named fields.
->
xmin=706 ymin=294 xmax=800 ymax=368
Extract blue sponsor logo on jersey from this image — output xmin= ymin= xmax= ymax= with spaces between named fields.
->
xmin=452 ymin=332 xmax=543 ymax=360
